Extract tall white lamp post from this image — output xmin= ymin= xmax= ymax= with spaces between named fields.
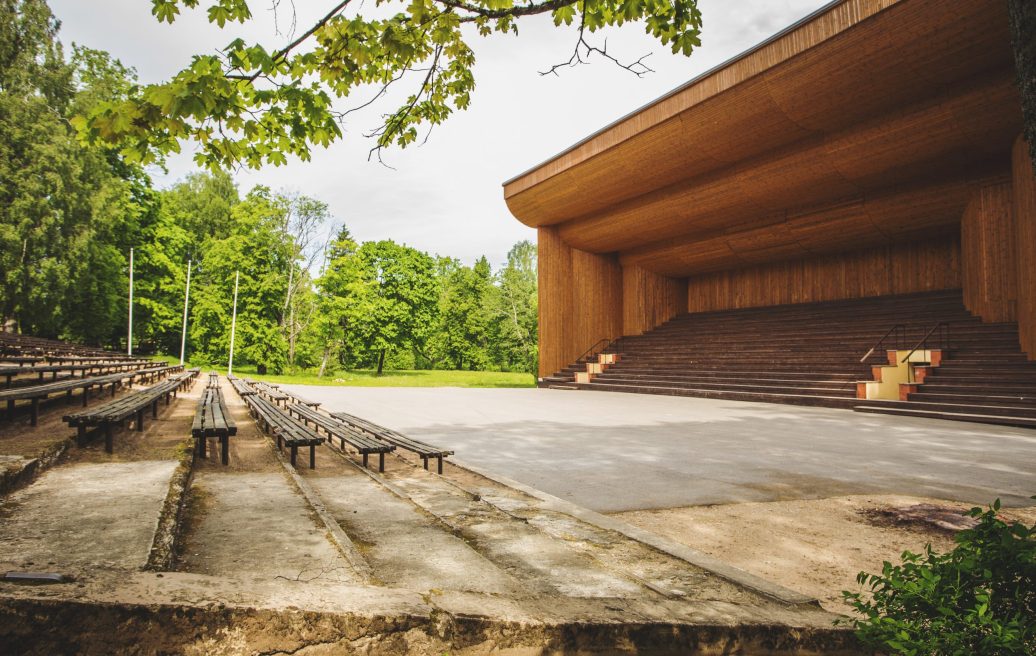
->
xmin=179 ymin=260 xmax=192 ymax=365
xmin=227 ymin=271 xmax=240 ymax=376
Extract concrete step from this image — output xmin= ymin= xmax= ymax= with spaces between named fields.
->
xmin=854 ymin=405 xmax=1036 ymax=429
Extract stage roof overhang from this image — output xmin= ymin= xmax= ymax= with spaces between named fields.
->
xmin=502 ymin=0 xmax=1023 ymax=278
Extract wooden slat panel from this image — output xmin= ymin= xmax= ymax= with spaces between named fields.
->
xmin=685 ymin=238 xmax=961 ymax=313
xmin=961 ymin=178 xmax=1017 ymax=323
xmin=557 ymin=77 xmax=1020 ymax=254
xmin=505 ymin=0 xmax=1014 ymax=230
xmin=621 ymin=266 xmax=688 ymax=336
xmin=620 ymin=175 xmax=975 ymax=277
xmin=537 ymin=226 xmax=622 ymax=378
xmin=1013 ymin=137 xmax=1036 ymax=358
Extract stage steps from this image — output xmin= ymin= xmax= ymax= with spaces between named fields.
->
xmin=541 ymin=290 xmax=1036 ymax=427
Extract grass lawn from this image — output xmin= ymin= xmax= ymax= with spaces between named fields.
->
xmin=151 ymin=356 xmax=535 ymax=388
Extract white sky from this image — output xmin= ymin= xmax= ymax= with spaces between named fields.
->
xmin=49 ymin=0 xmax=829 ymax=268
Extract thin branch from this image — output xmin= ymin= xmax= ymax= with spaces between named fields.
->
xmin=227 ymin=0 xmax=353 ymax=82
xmin=541 ymin=15 xmax=653 ymax=77
xmin=435 ymin=0 xmax=574 ymax=20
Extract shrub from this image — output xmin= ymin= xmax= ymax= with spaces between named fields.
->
xmin=841 ymin=499 xmax=1036 ymax=655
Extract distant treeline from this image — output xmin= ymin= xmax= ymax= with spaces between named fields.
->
xmin=0 ymin=2 xmax=537 ymax=375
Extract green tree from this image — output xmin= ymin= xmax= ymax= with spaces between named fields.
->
xmin=491 ymin=240 xmax=537 ymax=373
xmin=341 ymin=240 xmax=438 ymax=375
xmin=437 ymin=256 xmax=492 ymax=370
xmin=0 ymin=3 xmax=155 ymax=346
xmin=75 ymin=0 xmax=702 ymax=169
xmin=311 ymin=226 xmax=360 ymax=375
xmin=189 ymin=186 xmax=291 ymax=372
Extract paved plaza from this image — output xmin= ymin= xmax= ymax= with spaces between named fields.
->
xmin=284 ymin=386 xmax=1036 ymax=513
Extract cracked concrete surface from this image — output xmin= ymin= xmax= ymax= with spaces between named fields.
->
xmin=0 ymin=378 xmax=860 ymax=654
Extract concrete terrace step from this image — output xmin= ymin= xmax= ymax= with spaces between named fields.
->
xmin=854 ymin=405 xmax=1036 ymax=429
xmin=581 ymin=381 xmax=861 ymax=408
xmin=857 ymin=399 xmax=1036 ymax=419
xmin=591 ymin=377 xmax=856 ymax=396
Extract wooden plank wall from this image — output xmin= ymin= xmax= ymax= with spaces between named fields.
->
xmin=685 ymin=238 xmax=962 ymax=313
xmin=622 ymin=266 xmax=688 ymax=336
xmin=961 ymin=177 xmax=1017 ymax=323
xmin=1013 ymin=136 xmax=1036 ymax=358
xmin=537 ymin=226 xmax=622 ymax=378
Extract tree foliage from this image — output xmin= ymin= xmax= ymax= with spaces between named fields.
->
xmin=73 ymin=0 xmax=702 ymax=169
xmin=842 ymin=500 xmax=1036 ymax=656
xmin=1 ymin=1 xmax=540 ymax=377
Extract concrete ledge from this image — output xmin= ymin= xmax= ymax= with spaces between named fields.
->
xmin=453 ymin=458 xmax=821 ymax=608
xmin=0 ymin=581 xmax=863 ymax=655
xmin=0 ymin=439 xmax=72 ymax=497
xmin=144 ymin=436 xmax=196 ymax=571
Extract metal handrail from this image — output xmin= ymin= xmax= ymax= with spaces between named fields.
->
xmin=575 ymin=336 xmax=623 ymax=364
xmin=901 ymin=322 xmax=950 ymax=364
xmin=860 ymin=324 xmax=906 ymax=363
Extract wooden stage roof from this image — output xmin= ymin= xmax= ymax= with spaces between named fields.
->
xmin=503 ymin=0 xmax=1023 ymax=278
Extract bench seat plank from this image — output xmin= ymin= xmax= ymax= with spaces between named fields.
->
xmin=287 ymin=403 xmax=393 ymax=471
xmin=329 ymin=411 xmax=453 ymax=474
xmin=244 ymin=393 xmax=324 ymax=469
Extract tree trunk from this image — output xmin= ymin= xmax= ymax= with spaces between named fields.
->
xmin=318 ymin=346 xmax=330 ymax=378
xmin=376 ymin=348 xmax=385 ymax=376
xmin=288 ymin=300 xmax=296 ymax=366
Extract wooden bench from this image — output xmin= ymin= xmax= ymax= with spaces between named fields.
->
xmin=192 ymin=383 xmax=237 ymax=465
xmin=0 ymin=360 xmax=151 ymax=388
xmin=244 ymin=393 xmax=324 ymax=469
xmin=330 ymin=411 xmax=454 ymax=474
xmin=228 ymin=376 xmax=255 ymax=397
xmin=286 ymin=403 xmax=394 ymax=471
xmin=207 ymin=371 xmax=220 ymax=389
xmin=250 ymin=380 xmax=289 ymax=406
xmin=63 ymin=370 xmax=198 ymax=453
xmin=0 ymin=364 xmax=185 ymax=426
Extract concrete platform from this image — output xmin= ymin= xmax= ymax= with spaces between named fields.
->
xmin=283 ymin=386 xmax=1036 ymax=512
xmin=0 ymin=379 xmax=861 ymax=654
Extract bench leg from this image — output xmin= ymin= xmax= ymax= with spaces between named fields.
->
xmin=110 ymin=383 xmax=116 ymax=398
xmin=438 ymin=456 xmax=443 ymax=475
xmin=165 ymin=392 xmax=170 ymax=406
xmin=221 ymin=434 xmax=229 ymax=466
xmin=30 ymin=398 xmax=38 ymax=427
xmin=152 ymin=400 xmax=158 ymax=418
xmin=422 ymin=456 xmax=428 ymax=471
xmin=104 ymin=423 xmax=113 ymax=454
xmin=310 ymin=444 xmax=316 ymax=470
xmin=290 ymin=445 xmax=297 ymax=467
xmin=82 ymin=385 xmax=91 ymax=407
xmin=339 ymin=437 xmax=345 ymax=450
xmin=136 ymin=409 xmax=145 ymax=432
xmin=379 ymin=453 xmax=385 ymax=473
xmin=362 ymin=453 xmax=369 ymax=468
xmin=77 ymin=425 xmax=86 ymax=447
xmin=6 ymin=399 xmax=14 ymax=420
xmin=199 ymin=435 xmax=207 ymax=458
xmin=66 ymin=389 xmax=73 ymax=405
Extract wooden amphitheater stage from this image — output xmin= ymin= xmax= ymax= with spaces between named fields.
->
xmin=504 ymin=0 xmax=1036 ymax=427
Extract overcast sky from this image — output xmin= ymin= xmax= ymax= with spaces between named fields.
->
xmin=48 ymin=0 xmax=829 ymax=268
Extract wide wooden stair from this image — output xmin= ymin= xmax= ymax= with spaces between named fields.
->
xmin=540 ymin=290 xmax=1036 ymax=428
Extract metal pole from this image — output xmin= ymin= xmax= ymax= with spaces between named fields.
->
xmin=179 ymin=260 xmax=192 ymax=366
xmin=128 ymin=247 xmax=134 ymax=356
xmin=228 ymin=271 xmax=240 ymax=376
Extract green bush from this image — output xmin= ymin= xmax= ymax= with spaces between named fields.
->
xmin=842 ymin=499 xmax=1035 ymax=655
